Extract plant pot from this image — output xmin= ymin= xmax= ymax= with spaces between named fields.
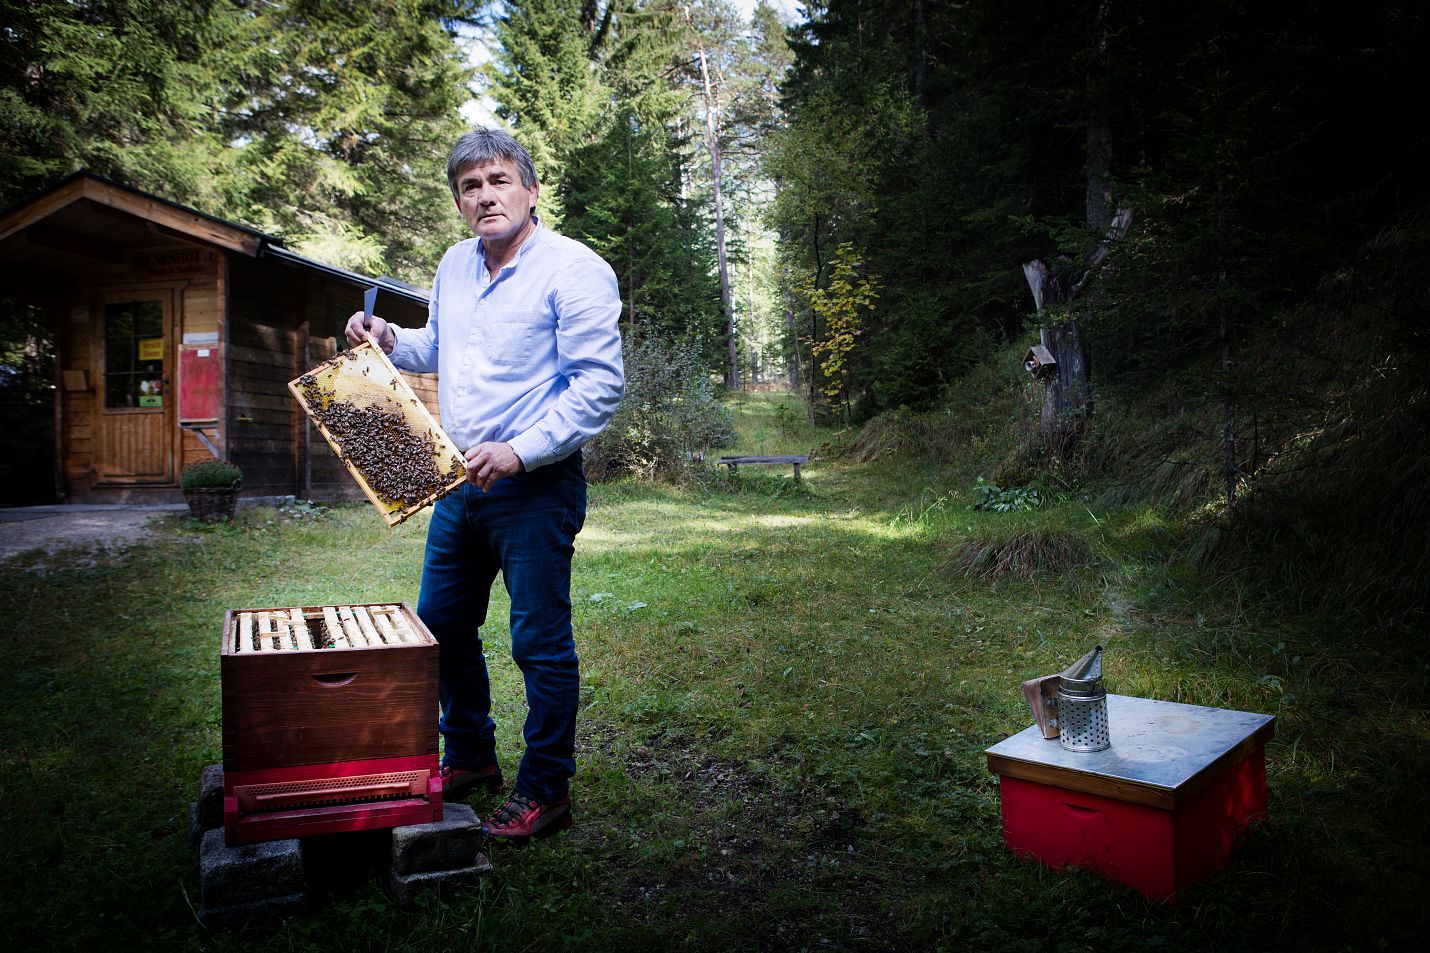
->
xmin=184 ymin=484 xmax=240 ymax=523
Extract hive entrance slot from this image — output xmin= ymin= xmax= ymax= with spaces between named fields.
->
xmin=233 ymin=770 xmax=430 ymax=814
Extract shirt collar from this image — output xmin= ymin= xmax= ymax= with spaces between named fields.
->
xmin=477 ymin=216 xmax=543 ymax=274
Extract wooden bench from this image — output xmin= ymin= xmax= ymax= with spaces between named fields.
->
xmin=717 ymin=454 xmax=810 ymax=479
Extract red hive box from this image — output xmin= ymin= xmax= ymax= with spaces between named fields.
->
xmin=220 ymin=603 xmax=443 ymax=845
xmin=985 ymin=694 xmax=1274 ymax=899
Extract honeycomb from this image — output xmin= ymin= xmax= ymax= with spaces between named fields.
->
xmin=288 ymin=341 xmax=466 ymax=526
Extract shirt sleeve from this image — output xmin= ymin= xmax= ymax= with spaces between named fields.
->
xmin=506 ymin=255 xmax=625 ymax=470
xmin=388 ymin=259 xmax=442 ymax=374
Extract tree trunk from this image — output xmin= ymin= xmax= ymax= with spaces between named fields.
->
xmin=685 ymin=4 xmax=738 ymax=389
xmin=626 ymin=127 xmax=636 ymax=327
xmin=912 ymin=0 xmax=926 ymax=100
xmin=1020 ymin=2 xmax=1121 ymax=460
xmin=807 ymin=211 xmax=824 ymax=425
xmin=782 ymin=271 xmax=798 ymax=389
xmin=1039 ymin=323 xmax=1092 ymax=458
xmin=1085 ymin=1 xmax=1113 ymax=231
xmin=1221 ymin=298 xmax=1236 ymax=513
xmin=747 ymin=255 xmax=757 ymax=384
xmin=1023 ymin=260 xmax=1090 ymax=456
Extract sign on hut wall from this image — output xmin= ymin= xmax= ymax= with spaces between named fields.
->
xmin=134 ymin=249 xmax=215 ymax=278
xmin=180 ymin=346 xmax=221 ymax=422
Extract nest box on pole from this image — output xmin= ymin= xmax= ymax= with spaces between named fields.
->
xmin=1023 ymin=344 xmax=1057 ymax=380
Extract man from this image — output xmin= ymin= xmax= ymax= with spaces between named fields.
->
xmin=345 ymin=127 xmax=623 ymax=840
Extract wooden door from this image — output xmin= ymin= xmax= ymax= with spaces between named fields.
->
xmin=95 ymin=292 xmax=174 ymax=484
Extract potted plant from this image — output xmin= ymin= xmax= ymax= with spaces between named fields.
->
xmin=181 ymin=458 xmax=243 ymax=522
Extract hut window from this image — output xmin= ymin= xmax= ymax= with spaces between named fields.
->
xmin=103 ymin=301 xmax=164 ymax=409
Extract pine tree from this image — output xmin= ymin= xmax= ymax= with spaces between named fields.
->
xmin=216 ymin=0 xmax=476 ymax=281
xmin=0 ymin=0 xmax=478 ymax=283
xmin=0 ymin=0 xmax=235 ymax=202
xmin=485 ymin=0 xmax=609 ymax=227
xmin=487 ymin=1 xmax=726 ymax=353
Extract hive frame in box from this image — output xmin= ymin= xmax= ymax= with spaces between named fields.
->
xmin=289 ymin=340 xmax=467 ymax=526
xmin=220 ymin=603 xmax=444 ymax=846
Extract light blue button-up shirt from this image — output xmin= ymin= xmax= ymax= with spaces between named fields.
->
xmin=389 ymin=219 xmax=624 ymax=471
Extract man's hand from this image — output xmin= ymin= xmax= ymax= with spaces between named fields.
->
xmin=465 ymin=442 xmax=524 ymax=491
xmin=344 ymin=311 xmax=396 ymax=353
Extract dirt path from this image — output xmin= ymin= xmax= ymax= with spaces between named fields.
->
xmin=0 ymin=505 xmax=187 ymax=564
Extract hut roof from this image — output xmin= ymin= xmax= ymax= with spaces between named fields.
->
xmin=0 ymin=171 xmax=429 ymax=304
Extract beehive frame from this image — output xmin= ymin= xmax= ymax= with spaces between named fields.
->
xmin=289 ymin=341 xmax=466 ymax=526
xmin=226 ymin=603 xmax=434 ymax=654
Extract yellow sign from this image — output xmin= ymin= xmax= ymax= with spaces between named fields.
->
xmin=139 ymin=338 xmax=164 ymax=361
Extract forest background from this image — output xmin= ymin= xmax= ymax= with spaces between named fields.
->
xmin=2 ymin=2 xmax=1430 ymax=949
xmin=4 ymin=0 xmax=1428 ymax=624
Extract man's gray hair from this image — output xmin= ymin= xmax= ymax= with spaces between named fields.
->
xmin=447 ymin=127 xmax=539 ymax=196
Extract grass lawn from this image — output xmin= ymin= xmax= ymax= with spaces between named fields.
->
xmin=1 ymin=390 xmax=1426 ymax=951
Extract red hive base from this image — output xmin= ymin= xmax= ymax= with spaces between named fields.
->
xmin=223 ymin=754 xmax=443 ymax=846
xmin=998 ymin=746 xmax=1267 ymax=899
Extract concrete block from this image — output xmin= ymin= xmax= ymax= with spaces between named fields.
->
xmin=197 ymin=892 xmax=307 ymax=929
xmin=390 ymin=803 xmax=484 ymax=877
xmin=197 ymin=764 xmax=225 ymax=830
xmin=388 ymin=855 xmax=492 ymax=906
xmin=189 ymin=764 xmax=227 ymax=848
xmin=199 ymin=828 xmax=305 ymax=913
xmin=388 ymin=803 xmax=490 ymax=905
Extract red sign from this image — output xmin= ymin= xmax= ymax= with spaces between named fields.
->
xmin=179 ymin=345 xmax=220 ymax=422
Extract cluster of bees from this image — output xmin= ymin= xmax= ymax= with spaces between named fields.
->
xmin=298 ymin=371 xmax=464 ymax=507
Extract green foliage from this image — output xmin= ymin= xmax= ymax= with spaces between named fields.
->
xmin=0 ymin=0 xmax=475 ymax=283
xmin=562 ymin=107 xmax=724 ymax=350
xmin=178 ymin=457 xmax=242 ymax=490
xmin=584 ymin=332 xmax=734 ymax=482
xmin=1175 ymin=219 xmax=1430 ymax=622
xmin=795 ymin=242 xmax=879 ymax=409
xmin=485 ymin=0 xmax=610 ymax=228
xmin=970 ymin=476 xmax=1040 ymax=513
xmin=486 ymin=0 xmax=728 ymax=354
xmin=213 ymin=0 xmax=475 ymax=282
xmin=0 ymin=0 xmax=233 ymax=200
xmin=771 ymin=0 xmax=1080 ymax=416
xmin=772 ymin=0 xmax=1430 ymax=432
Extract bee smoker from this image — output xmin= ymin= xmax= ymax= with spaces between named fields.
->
xmin=1020 ymin=646 xmax=1110 ymax=753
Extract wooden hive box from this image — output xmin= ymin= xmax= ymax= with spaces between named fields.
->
xmin=219 ymin=603 xmax=442 ymax=844
xmin=221 ymin=602 xmax=438 ymax=771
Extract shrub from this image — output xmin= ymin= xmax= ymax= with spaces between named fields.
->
xmin=843 ymin=406 xmax=934 ymax=463
xmin=180 ymin=458 xmax=242 ymax=490
xmin=945 ymin=526 xmax=1093 ymax=579
xmin=585 ymin=333 xmax=734 ymax=482
xmin=971 ymin=476 xmax=1042 ymax=512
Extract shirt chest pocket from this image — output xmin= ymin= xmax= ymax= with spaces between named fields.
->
xmin=478 ymin=310 xmax=549 ymax=368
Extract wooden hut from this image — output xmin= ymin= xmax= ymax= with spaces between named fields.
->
xmin=0 ymin=172 xmax=441 ymax=504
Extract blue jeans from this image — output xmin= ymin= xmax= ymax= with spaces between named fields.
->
xmin=416 ymin=451 xmax=586 ymax=802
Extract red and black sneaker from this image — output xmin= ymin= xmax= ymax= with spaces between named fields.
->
xmin=439 ymin=762 xmax=503 ymax=801
xmin=481 ymin=790 xmax=573 ymax=841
